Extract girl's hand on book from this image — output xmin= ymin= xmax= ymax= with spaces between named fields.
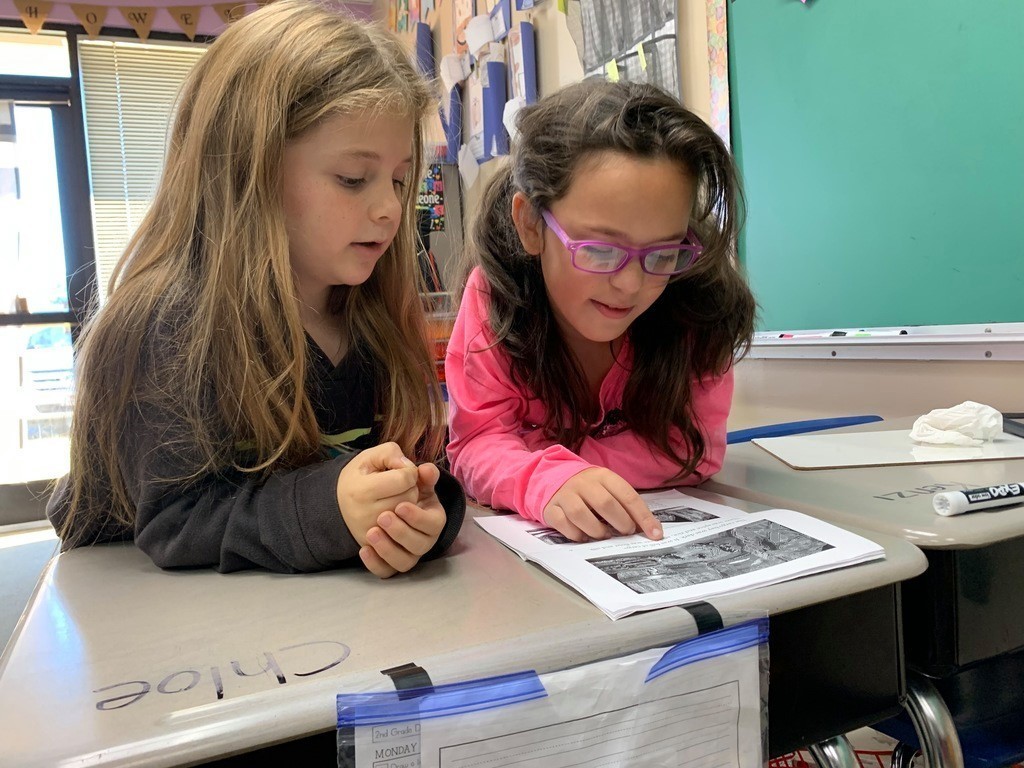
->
xmin=359 ymin=463 xmax=446 ymax=578
xmin=336 ymin=442 xmax=419 ymax=546
xmin=543 ymin=468 xmax=663 ymax=543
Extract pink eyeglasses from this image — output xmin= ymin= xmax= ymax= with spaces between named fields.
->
xmin=541 ymin=210 xmax=703 ymax=276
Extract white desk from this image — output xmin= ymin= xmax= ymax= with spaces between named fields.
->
xmin=709 ymin=417 xmax=1024 ymax=767
xmin=715 ymin=417 xmax=1024 ymax=549
xmin=0 ymin=491 xmax=926 ymax=768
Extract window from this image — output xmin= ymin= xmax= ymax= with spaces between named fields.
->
xmin=0 ymin=28 xmax=70 ymax=77
xmin=2 ymin=102 xmax=69 ymax=313
xmin=78 ymin=38 xmax=206 ymax=297
xmin=0 ymin=25 xmax=205 ymax=493
xmin=1 ymin=28 xmax=86 ymax=486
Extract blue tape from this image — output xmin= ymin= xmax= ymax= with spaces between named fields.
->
xmin=337 ymin=670 xmax=546 ymax=728
xmin=646 ymin=618 xmax=769 ymax=682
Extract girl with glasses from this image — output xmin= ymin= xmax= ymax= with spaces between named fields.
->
xmin=445 ymin=79 xmax=755 ymax=543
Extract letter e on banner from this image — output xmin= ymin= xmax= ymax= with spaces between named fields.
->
xmin=169 ymin=5 xmax=201 ymax=40
xmin=213 ymin=3 xmax=247 ymax=25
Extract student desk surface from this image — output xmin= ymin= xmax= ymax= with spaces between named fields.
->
xmin=0 ymin=491 xmax=925 ymax=768
xmin=707 ymin=416 xmax=1024 ymax=754
xmin=717 ymin=415 xmax=1024 ymax=550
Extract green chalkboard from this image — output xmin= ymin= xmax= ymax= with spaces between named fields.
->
xmin=728 ymin=0 xmax=1024 ymax=331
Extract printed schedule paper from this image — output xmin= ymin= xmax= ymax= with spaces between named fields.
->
xmin=475 ymin=491 xmax=885 ymax=619
xmin=342 ymin=625 xmax=765 ymax=768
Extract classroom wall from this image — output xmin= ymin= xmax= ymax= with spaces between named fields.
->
xmin=451 ymin=0 xmax=712 ymax=234
xmin=387 ymin=2 xmax=1022 ymax=424
xmin=729 ymin=358 xmax=1024 ymax=429
xmin=675 ymin=0 xmax=710 ymax=121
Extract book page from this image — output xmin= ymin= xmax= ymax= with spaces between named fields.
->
xmin=476 ymin=491 xmax=884 ymax=619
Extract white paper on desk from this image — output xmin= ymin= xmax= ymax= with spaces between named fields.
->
xmin=476 ymin=491 xmax=884 ymax=620
xmin=357 ymin=635 xmax=763 ymax=768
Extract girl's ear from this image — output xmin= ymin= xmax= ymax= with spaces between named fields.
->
xmin=511 ymin=191 xmax=545 ymax=256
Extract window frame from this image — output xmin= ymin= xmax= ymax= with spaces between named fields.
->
xmin=0 ymin=20 xmax=213 ymax=338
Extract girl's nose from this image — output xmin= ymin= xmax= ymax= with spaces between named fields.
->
xmin=608 ymin=257 xmax=645 ymax=293
xmin=370 ymin=181 xmax=403 ymax=223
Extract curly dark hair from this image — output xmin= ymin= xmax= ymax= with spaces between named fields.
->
xmin=464 ymin=79 xmax=757 ymax=479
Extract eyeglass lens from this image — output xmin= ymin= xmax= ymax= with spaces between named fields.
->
xmin=575 ymin=244 xmax=693 ymax=275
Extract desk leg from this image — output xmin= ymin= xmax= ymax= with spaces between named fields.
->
xmin=890 ymin=742 xmax=919 ymax=768
xmin=807 ymin=735 xmax=858 ymax=768
xmin=904 ymin=673 xmax=964 ymax=768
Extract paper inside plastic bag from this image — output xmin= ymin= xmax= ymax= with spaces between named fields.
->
xmin=910 ymin=401 xmax=1003 ymax=446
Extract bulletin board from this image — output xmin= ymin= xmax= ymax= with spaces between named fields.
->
xmin=728 ymin=0 xmax=1024 ymax=332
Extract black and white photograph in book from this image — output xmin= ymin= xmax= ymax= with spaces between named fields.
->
xmin=526 ymin=505 xmax=721 ymax=546
xmin=588 ymin=521 xmax=835 ymax=595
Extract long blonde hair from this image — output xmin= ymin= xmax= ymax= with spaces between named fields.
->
xmin=62 ymin=0 xmax=444 ymax=542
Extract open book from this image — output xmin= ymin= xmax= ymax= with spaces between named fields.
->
xmin=475 ymin=491 xmax=885 ymax=620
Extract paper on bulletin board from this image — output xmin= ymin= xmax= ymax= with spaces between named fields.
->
xmin=439 ymin=53 xmax=471 ymax=94
xmin=507 ymin=21 xmax=537 ymax=103
xmin=503 ymin=96 xmax=526 ymax=142
xmin=458 ymin=144 xmax=479 ymax=189
xmin=490 ymin=0 xmax=511 ymax=41
xmin=467 ymin=70 xmax=485 ymax=161
xmin=452 ymin=0 xmax=474 ymax=54
xmin=466 ymin=14 xmax=495 ymax=56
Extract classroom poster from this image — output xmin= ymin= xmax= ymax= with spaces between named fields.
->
xmin=453 ymin=0 xmax=474 ymax=54
xmin=416 ymin=164 xmax=446 ymax=232
xmin=397 ymin=0 xmax=409 ymax=33
xmin=706 ymin=0 xmax=730 ymax=148
xmin=507 ymin=23 xmax=536 ymax=102
xmin=509 ymin=26 xmax=527 ymax=99
xmin=467 ymin=70 xmax=485 ymax=160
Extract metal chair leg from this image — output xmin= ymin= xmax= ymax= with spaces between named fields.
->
xmin=807 ymin=735 xmax=859 ymax=768
xmin=891 ymin=741 xmax=921 ymax=768
xmin=903 ymin=672 xmax=964 ymax=768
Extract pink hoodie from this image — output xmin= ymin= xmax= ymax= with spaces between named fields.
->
xmin=445 ymin=268 xmax=733 ymax=523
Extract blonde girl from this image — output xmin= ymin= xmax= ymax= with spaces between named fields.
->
xmin=49 ymin=0 xmax=465 ymax=576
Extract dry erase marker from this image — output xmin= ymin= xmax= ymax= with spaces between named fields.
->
xmin=933 ymin=483 xmax=1024 ymax=516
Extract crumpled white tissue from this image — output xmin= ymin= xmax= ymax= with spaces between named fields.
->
xmin=910 ymin=401 xmax=1003 ymax=446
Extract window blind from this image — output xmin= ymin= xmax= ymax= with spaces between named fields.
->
xmin=78 ymin=38 xmax=206 ymax=299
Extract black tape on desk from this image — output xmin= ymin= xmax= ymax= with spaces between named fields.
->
xmin=381 ymin=661 xmax=434 ymax=697
xmin=680 ymin=601 xmax=724 ymax=634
